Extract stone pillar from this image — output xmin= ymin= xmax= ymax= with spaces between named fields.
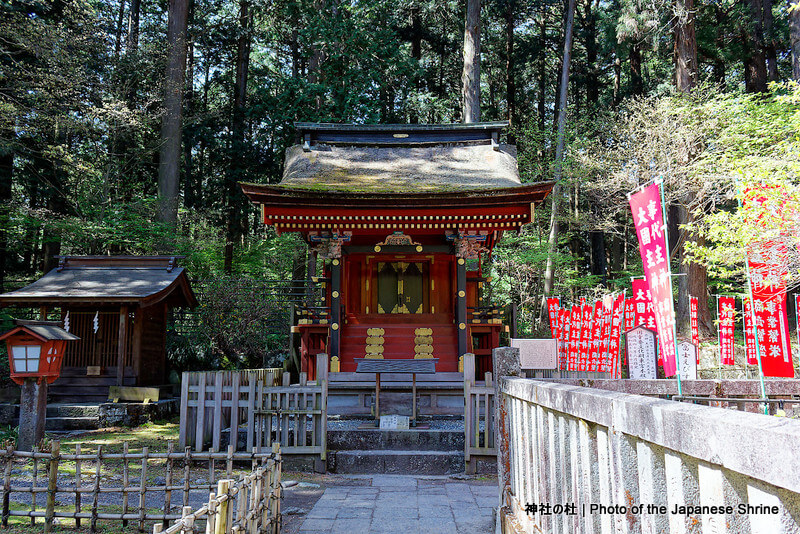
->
xmin=18 ymin=378 xmax=47 ymax=451
xmin=492 ymin=346 xmax=521 ymax=511
xmin=330 ymin=258 xmax=341 ymax=360
xmin=456 ymin=257 xmax=467 ymax=357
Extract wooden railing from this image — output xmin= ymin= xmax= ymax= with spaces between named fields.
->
xmin=180 ymin=356 xmax=328 ymax=466
xmin=463 ymin=353 xmax=496 ymax=474
xmin=156 ymin=443 xmax=281 ymax=534
xmin=0 ymin=441 xmax=279 ymax=533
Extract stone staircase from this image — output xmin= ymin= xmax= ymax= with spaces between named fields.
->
xmin=45 ymin=403 xmax=101 ymax=431
xmin=326 ymin=426 xmax=464 ymax=475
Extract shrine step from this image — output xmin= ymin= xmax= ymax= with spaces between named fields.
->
xmin=46 ymin=416 xmax=101 ymax=431
xmin=328 ymin=450 xmax=463 ymax=475
xmin=328 ymin=428 xmax=464 ymax=452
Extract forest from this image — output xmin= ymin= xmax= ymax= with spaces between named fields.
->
xmin=1 ymin=0 xmax=799 ymax=369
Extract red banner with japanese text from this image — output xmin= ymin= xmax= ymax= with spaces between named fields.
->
xmin=690 ymin=296 xmax=700 ymax=348
xmin=748 ymin=241 xmax=794 ymax=377
xmin=795 ymin=294 xmax=800 ymax=352
xmin=609 ymin=294 xmax=625 ymax=378
xmin=624 ymin=298 xmax=635 ymax=332
xmin=743 ymin=297 xmax=758 ymax=365
xmin=589 ymin=300 xmax=603 ymax=371
xmin=559 ymin=308 xmax=571 ymax=370
xmin=596 ymin=296 xmax=612 ymax=373
xmin=718 ymin=296 xmax=736 ymax=366
xmin=579 ymin=304 xmax=593 ymax=371
xmin=547 ymin=298 xmax=561 ymax=340
xmin=629 ymin=183 xmax=678 ymax=376
xmin=569 ymin=305 xmax=581 ymax=371
xmin=632 ymin=279 xmax=657 ymax=331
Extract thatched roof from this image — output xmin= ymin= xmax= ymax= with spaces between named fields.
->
xmin=280 ymin=143 xmax=521 ymax=193
xmin=0 ymin=257 xmax=197 ymax=308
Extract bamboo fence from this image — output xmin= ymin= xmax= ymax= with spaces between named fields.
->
xmin=0 ymin=440 xmax=281 ymax=533
xmin=156 ymin=442 xmax=281 ymax=534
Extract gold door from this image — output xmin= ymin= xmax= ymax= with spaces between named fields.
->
xmin=376 ymin=262 xmax=425 ymax=314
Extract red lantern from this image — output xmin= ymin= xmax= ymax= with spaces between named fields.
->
xmin=0 ymin=320 xmax=78 ymax=385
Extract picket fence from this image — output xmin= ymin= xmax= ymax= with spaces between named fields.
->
xmin=180 ymin=355 xmax=328 ymax=463
xmin=463 ymin=353 xmax=496 ymax=473
xmin=0 ymin=440 xmax=280 ymax=533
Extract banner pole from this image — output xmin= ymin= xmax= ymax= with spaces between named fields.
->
xmin=656 ymin=178 xmax=682 ymax=396
xmin=735 ymin=187 xmax=769 ymax=413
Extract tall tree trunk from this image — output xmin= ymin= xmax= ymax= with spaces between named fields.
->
xmin=157 ymin=0 xmax=190 ymax=229
xmin=505 ymin=0 xmax=516 ymax=137
xmin=674 ymin=0 xmax=698 ymax=91
xmin=541 ymin=0 xmax=576 ymax=320
xmin=585 ymin=0 xmax=599 ymax=110
xmin=224 ymin=0 xmax=252 ymax=274
xmin=0 ymin=150 xmax=11 ymax=292
xmin=114 ymin=0 xmax=126 ymax=61
xmin=538 ymin=13 xmax=547 ymax=131
xmin=744 ymin=0 xmax=768 ymax=92
xmin=763 ymin=0 xmax=778 ymax=81
xmin=127 ymin=0 xmax=140 ymax=53
xmin=630 ymin=43 xmax=644 ymax=95
xmin=462 ymin=0 xmax=481 ymax=122
xmin=713 ymin=6 xmax=727 ymax=86
xmin=409 ymin=5 xmax=423 ymax=123
xmin=184 ymin=35 xmax=196 ymax=210
xmin=791 ymin=0 xmax=800 ymax=81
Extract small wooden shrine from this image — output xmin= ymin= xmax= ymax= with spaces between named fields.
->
xmin=0 ymin=256 xmax=197 ymax=402
xmin=241 ymin=122 xmax=552 ymax=381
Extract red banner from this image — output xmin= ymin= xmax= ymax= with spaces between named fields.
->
xmin=579 ymin=304 xmax=593 ymax=371
xmin=569 ymin=305 xmax=581 ymax=371
xmin=796 ymin=294 xmax=800 ymax=353
xmin=629 ymin=183 xmax=678 ymax=376
xmin=632 ymin=279 xmax=657 ymax=331
xmin=559 ymin=308 xmax=571 ymax=370
xmin=718 ymin=296 xmax=736 ymax=366
xmin=546 ymin=298 xmax=561 ymax=340
xmin=748 ymin=241 xmax=794 ymax=377
xmin=624 ymin=298 xmax=635 ymax=332
xmin=609 ymin=294 xmax=625 ymax=378
xmin=743 ymin=297 xmax=758 ymax=365
xmin=588 ymin=300 xmax=602 ymax=371
xmin=690 ymin=296 xmax=700 ymax=348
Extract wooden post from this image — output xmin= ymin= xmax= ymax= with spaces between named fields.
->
xmin=122 ymin=441 xmax=130 ymax=527
xmin=138 ymin=446 xmax=149 ymax=532
xmin=132 ymin=307 xmax=144 ymax=383
xmin=153 ymin=524 xmax=163 ymax=534
xmin=44 ymin=440 xmax=59 ymax=533
xmin=411 ymin=373 xmax=417 ymax=425
xmin=330 ymin=258 xmax=341 ymax=361
xmin=91 ymin=445 xmax=102 ymax=532
xmin=213 ymin=371 xmax=223 ymax=453
xmin=463 ymin=353 xmax=475 ymax=473
xmin=315 ymin=353 xmax=328 ymax=472
xmin=456 ymin=257 xmax=468 ymax=358
xmin=214 ymin=480 xmax=231 ymax=534
xmin=179 ymin=372 xmax=190 ymax=448
xmin=164 ymin=441 xmax=174 ymax=529
xmin=183 ymin=447 xmax=191 ymax=507
xmin=375 ymin=372 xmax=381 ymax=425
xmin=3 ymin=444 xmax=13 ymax=527
xmin=117 ymin=305 xmax=129 ymax=386
xmin=75 ymin=444 xmax=82 ymax=528
xmin=17 ymin=378 xmax=47 ymax=451
xmin=181 ymin=506 xmax=193 ymax=532
xmin=205 ymin=492 xmax=217 ymax=534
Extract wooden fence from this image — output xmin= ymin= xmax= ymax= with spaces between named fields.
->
xmin=156 ymin=443 xmax=281 ymax=534
xmin=180 ymin=355 xmax=328 ymax=464
xmin=0 ymin=440 xmax=280 ymax=533
xmin=463 ymin=353 xmax=496 ymax=474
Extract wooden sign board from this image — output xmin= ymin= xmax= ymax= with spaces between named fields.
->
xmin=379 ymin=415 xmax=409 ymax=430
xmin=86 ymin=366 xmax=101 ymax=376
xmin=677 ymin=341 xmax=698 ymax=380
xmin=511 ymin=339 xmax=557 ymax=369
xmin=625 ymin=326 xmax=658 ymax=379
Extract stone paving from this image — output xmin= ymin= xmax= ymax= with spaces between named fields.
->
xmin=296 ymin=475 xmax=497 ymax=534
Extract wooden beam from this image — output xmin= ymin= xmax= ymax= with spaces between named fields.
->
xmin=330 ymin=259 xmax=341 ymax=360
xmin=131 ymin=308 xmax=143 ymax=384
xmin=456 ymin=258 xmax=468 ymax=358
xmin=117 ymin=305 xmax=128 ymax=386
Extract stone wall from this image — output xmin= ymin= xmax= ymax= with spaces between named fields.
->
xmin=497 ymin=378 xmax=800 ymax=533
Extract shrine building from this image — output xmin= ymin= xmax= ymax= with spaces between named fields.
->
xmin=241 ymin=122 xmax=551 ymax=408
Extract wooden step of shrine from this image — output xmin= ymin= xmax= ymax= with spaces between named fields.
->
xmin=328 ymin=428 xmax=464 ymax=452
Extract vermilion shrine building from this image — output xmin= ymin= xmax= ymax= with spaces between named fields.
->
xmin=242 ymin=122 xmax=552 ymax=401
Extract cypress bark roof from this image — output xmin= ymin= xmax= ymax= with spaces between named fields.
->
xmin=0 ymin=256 xmax=197 ymax=308
xmin=280 ymin=143 xmax=521 ymax=193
